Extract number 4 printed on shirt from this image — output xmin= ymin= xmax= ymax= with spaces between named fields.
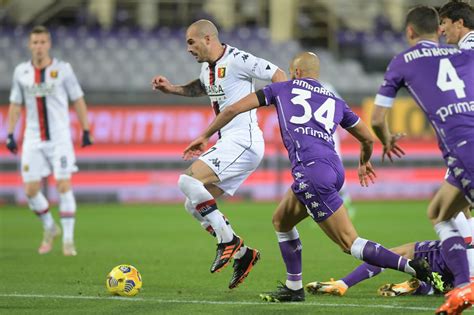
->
xmin=290 ymin=88 xmax=335 ymax=132
xmin=437 ymin=58 xmax=466 ymax=99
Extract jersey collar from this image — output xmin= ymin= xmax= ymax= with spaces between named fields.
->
xmin=417 ymin=40 xmax=438 ymax=47
xmin=459 ymin=30 xmax=474 ymax=46
xmin=209 ymin=44 xmax=227 ymax=66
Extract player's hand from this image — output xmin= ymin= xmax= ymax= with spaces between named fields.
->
xmin=183 ymin=136 xmax=208 ymax=160
xmin=82 ymin=130 xmax=93 ymax=147
xmin=6 ymin=133 xmax=18 ymax=154
xmin=358 ymin=161 xmax=376 ymax=187
xmin=151 ymin=75 xmax=174 ymax=93
xmin=382 ymin=132 xmax=406 ymax=163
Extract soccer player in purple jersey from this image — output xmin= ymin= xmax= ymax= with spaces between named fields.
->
xmin=370 ymin=6 xmax=474 ymax=314
xmin=184 ymin=52 xmax=435 ymax=302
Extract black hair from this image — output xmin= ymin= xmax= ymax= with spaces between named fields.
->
xmin=405 ymin=6 xmax=440 ymax=35
xmin=440 ymin=0 xmax=474 ymax=29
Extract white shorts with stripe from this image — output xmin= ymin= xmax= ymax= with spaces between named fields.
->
xmin=199 ymin=132 xmax=264 ymax=196
xmin=21 ymin=138 xmax=78 ymax=182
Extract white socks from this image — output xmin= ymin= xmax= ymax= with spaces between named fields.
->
xmin=178 ymin=175 xmax=233 ymax=243
xmin=27 ymin=192 xmax=54 ymax=231
xmin=59 ymin=190 xmax=77 ymax=243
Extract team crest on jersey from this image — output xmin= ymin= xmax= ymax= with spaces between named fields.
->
xmin=50 ymin=70 xmax=58 ymax=78
xmin=23 ymin=164 xmax=29 ymax=172
xmin=217 ymin=67 xmax=226 ymax=78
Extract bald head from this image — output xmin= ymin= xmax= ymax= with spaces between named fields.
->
xmin=290 ymin=52 xmax=320 ymax=79
xmin=187 ymin=19 xmax=219 ymax=39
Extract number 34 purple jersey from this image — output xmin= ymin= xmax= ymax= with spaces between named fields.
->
xmin=261 ymin=78 xmax=360 ymax=168
xmin=261 ymin=78 xmax=360 ymax=221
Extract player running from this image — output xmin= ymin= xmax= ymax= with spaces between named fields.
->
xmin=370 ymin=6 xmax=474 ymax=314
xmin=307 ymin=216 xmax=474 ymax=298
xmin=184 ymin=51 xmax=436 ymax=302
xmin=6 ymin=25 xmax=93 ymax=256
xmin=151 ymin=19 xmax=287 ymax=289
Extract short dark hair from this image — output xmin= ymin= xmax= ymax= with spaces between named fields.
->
xmin=439 ymin=0 xmax=474 ymax=29
xmin=29 ymin=25 xmax=50 ymax=37
xmin=405 ymin=6 xmax=440 ymax=35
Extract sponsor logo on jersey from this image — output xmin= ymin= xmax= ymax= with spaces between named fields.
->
xmin=436 ymin=101 xmax=474 ymax=122
xmin=50 ymin=70 xmax=58 ymax=78
xmin=217 ymin=67 xmax=226 ymax=78
xmin=316 ymin=210 xmax=325 ymax=218
xmin=25 ymin=83 xmax=56 ymax=97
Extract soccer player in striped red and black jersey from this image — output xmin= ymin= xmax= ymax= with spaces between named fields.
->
xmin=6 ymin=25 xmax=93 ymax=257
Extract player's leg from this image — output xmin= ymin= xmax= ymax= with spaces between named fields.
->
xmin=429 ymin=181 xmax=470 ymax=288
xmin=51 ymin=141 xmax=79 ymax=256
xmin=260 ymin=189 xmax=308 ymax=302
xmin=318 ymin=205 xmax=433 ymax=283
xmin=179 ymin=138 xmax=264 ymax=279
xmin=430 ymin=181 xmax=474 ymax=314
xmin=21 ymin=142 xmax=60 ymax=254
xmin=56 ymin=178 xmax=77 ymax=256
xmin=178 ymin=160 xmax=242 ymax=273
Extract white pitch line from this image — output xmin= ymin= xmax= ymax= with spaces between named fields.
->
xmin=0 ymin=293 xmax=441 ymax=311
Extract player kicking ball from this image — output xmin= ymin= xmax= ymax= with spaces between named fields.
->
xmin=184 ymin=52 xmax=438 ymax=302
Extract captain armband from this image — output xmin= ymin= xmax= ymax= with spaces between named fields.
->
xmin=256 ymin=90 xmax=267 ymax=107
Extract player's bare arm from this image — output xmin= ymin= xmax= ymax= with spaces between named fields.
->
xmin=346 ymin=120 xmax=376 ymax=187
xmin=152 ymin=76 xmax=206 ymax=97
xmin=183 ymin=93 xmax=260 ymax=160
xmin=371 ymin=105 xmax=405 ymax=163
xmin=271 ymin=69 xmax=287 ymax=83
xmin=7 ymin=103 xmax=21 ymax=134
xmin=72 ymin=97 xmax=93 ymax=147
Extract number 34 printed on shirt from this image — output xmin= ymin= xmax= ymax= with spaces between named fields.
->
xmin=289 ymin=88 xmax=335 ymax=133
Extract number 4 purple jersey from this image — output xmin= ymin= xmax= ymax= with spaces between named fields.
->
xmin=261 ymin=78 xmax=360 ymax=168
xmin=375 ymin=40 xmax=474 ymax=204
xmin=375 ymin=40 xmax=474 ymax=156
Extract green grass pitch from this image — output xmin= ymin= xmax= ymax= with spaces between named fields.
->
xmin=0 ymin=200 xmax=456 ymax=314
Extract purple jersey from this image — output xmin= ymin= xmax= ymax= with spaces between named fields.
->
xmin=261 ymin=78 xmax=360 ymax=221
xmin=261 ymin=78 xmax=360 ymax=167
xmin=376 ymin=41 xmax=474 ymax=204
xmin=375 ymin=40 xmax=474 ymax=157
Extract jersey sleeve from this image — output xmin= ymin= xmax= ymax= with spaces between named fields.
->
xmin=340 ymin=101 xmax=360 ymax=129
xmin=261 ymin=81 xmax=286 ymax=106
xmin=234 ymin=51 xmax=278 ymax=81
xmin=374 ymin=56 xmax=404 ymax=108
xmin=63 ymin=63 xmax=84 ymax=102
xmin=9 ymin=67 xmax=23 ymax=105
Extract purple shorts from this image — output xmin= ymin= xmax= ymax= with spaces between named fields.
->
xmin=445 ymin=140 xmax=474 ymax=205
xmin=291 ymin=156 xmax=345 ymax=222
xmin=414 ymin=240 xmax=453 ymax=289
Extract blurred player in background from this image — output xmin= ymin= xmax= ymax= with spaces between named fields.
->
xmin=151 ymin=19 xmax=287 ymax=289
xmin=6 ymin=26 xmax=93 ymax=256
xmin=370 ymin=6 xmax=474 ymax=314
xmin=184 ymin=52 xmax=436 ymax=302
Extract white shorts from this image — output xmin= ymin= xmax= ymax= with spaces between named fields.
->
xmin=199 ymin=134 xmax=264 ymax=196
xmin=21 ymin=139 xmax=78 ymax=182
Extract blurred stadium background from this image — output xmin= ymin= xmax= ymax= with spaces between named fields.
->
xmin=0 ymin=0 xmax=450 ymax=205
